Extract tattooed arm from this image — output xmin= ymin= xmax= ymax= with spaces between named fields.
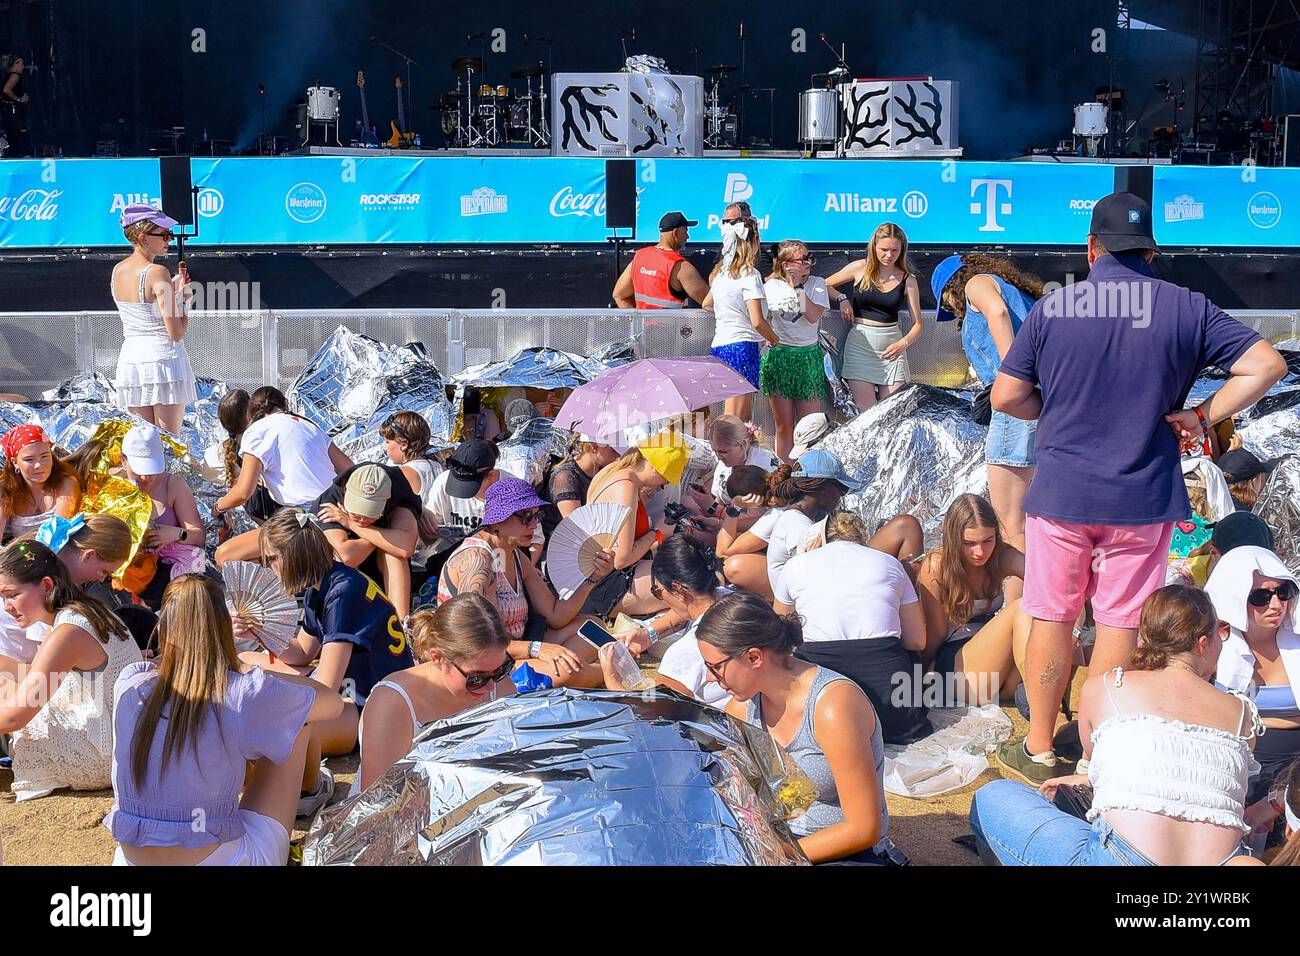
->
xmin=445 ymin=543 xmax=500 ymax=609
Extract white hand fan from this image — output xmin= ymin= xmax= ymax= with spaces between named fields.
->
xmin=545 ymin=502 xmax=630 ymax=599
xmin=221 ymin=560 xmax=299 ymax=656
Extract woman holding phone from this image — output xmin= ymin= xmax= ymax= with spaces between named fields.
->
xmin=112 ymin=204 xmax=197 ymax=435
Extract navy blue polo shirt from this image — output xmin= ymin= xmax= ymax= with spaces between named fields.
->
xmin=999 ymin=253 xmax=1261 ymax=525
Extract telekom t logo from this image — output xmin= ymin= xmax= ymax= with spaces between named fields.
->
xmin=970 ymin=179 xmax=1013 ymax=232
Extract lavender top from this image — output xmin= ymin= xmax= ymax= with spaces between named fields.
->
xmin=105 ymin=661 xmax=315 ymax=848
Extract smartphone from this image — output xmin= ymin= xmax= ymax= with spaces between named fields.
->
xmin=577 ymin=618 xmax=618 ymax=650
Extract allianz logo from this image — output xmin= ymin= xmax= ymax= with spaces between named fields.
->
xmin=1163 ymin=194 xmax=1203 ymax=222
xmin=824 ymin=190 xmax=928 ymax=218
xmin=109 ymin=193 xmax=160 ymax=213
xmin=0 ymin=187 xmax=61 ymax=221
xmin=460 ymin=186 xmax=507 ymax=216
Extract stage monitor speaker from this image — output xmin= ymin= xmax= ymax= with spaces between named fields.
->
xmin=605 ymin=159 xmax=636 ymax=230
xmin=159 ymin=156 xmax=194 ymax=226
xmin=1284 ymin=115 xmax=1300 ymax=167
xmin=1113 ymin=165 xmax=1153 ymax=206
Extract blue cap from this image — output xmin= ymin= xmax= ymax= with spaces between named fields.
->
xmin=930 ymin=254 xmax=965 ymax=323
xmin=793 ymin=449 xmax=862 ymax=491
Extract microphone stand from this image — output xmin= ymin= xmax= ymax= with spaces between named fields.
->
xmin=372 ymin=36 xmax=419 ymax=137
xmin=257 ymin=84 xmax=266 ymax=155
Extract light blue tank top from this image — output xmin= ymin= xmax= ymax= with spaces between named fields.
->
xmin=748 ymin=665 xmax=887 ymax=843
xmin=960 ymin=274 xmax=1037 ymax=387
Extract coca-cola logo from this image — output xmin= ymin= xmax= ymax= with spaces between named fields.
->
xmin=549 ymin=186 xmax=606 ymax=218
xmin=0 ymin=188 xmax=61 ymax=222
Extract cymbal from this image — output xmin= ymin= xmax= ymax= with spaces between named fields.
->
xmin=707 ymin=64 xmax=738 ymax=74
xmin=511 ymin=64 xmax=546 ymax=79
xmin=452 ymin=56 xmax=483 ymax=74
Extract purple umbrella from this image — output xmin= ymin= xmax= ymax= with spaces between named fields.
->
xmin=553 ymin=356 xmax=755 ymax=440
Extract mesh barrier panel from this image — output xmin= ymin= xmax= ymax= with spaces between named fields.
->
xmin=3 ymin=308 xmax=1296 ymax=411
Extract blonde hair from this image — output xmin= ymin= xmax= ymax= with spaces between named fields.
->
xmin=258 ymin=509 xmax=333 ymax=594
xmin=1185 ymin=472 xmax=1211 ymax=521
xmin=408 ymin=592 xmax=509 ymax=663
xmin=130 ymin=575 xmax=241 ymax=786
xmin=710 ymin=217 xmax=761 ymax=281
xmin=826 ymin=513 xmax=870 ymax=546
xmin=856 ymin=222 xmax=915 ymax=292
xmin=1229 ymin=478 xmax=1262 ymax=509
xmin=707 ymin=414 xmax=765 ymax=451
xmin=769 ymin=239 xmax=808 ymax=284
xmin=123 ymin=221 xmax=154 ymax=246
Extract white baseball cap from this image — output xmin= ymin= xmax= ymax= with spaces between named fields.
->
xmin=122 ymin=423 xmax=166 ymax=475
xmin=791 ymin=413 xmax=833 ymax=459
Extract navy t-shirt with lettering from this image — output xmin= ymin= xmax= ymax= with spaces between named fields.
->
xmin=999 ymin=253 xmax=1261 ymax=526
xmin=301 ymin=561 xmax=413 ymax=705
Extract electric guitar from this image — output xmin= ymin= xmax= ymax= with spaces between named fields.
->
xmin=387 ymin=77 xmax=416 ymax=148
xmin=355 ymin=71 xmax=379 ymax=147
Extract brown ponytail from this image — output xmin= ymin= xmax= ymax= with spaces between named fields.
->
xmin=696 ymin=590 xmax=803 ymax=660
xmin=1131 ymin=585 xmax=1219 ymax=671
xmin=218 ymin=389 xmax=251 ymax=487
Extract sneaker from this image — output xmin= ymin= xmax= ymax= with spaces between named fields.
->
xmin=296 ymin=763 xmax=335 ymax=822
xmin=995 ymin=737 xmax=1062 ymax=786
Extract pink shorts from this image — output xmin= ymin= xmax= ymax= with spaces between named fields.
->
xmin=1022 ymin=516 xmax=1174 ymax=629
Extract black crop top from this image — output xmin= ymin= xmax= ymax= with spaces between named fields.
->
xmin=849 ymin=278 xmax=907 ymax=324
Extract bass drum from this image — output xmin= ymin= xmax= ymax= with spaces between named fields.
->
xmin=507 ymin=100 xmax=531 ymax=141
xmin=799 ymin=88 xmax=839 ymax=144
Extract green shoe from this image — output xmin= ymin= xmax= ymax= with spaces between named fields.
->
xmin=995 ymin=737 xmax=1064 ymax=786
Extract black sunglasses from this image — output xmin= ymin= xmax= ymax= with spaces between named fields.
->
xmin=449 ymin=655 xmax=514 ymax=690
xmin=1248 ymin=581 xmax=1298 ymax=608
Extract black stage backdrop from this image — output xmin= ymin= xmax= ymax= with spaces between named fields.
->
xmin=6 ymin=0 xmax=1116 ymax=159
xmin=3 ymin=247 xmax=1297 ymax=312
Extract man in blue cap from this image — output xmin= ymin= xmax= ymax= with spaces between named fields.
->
xmin=986 ymin=191 xmax=1286 ymax=784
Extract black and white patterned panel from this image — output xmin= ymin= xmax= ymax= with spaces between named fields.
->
xmin=552 ymin=73 xmax=628 ymax=156
xmin=841 ymin=80 xmax=958 ymax=152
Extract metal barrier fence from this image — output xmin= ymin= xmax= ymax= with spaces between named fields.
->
xmin=2 ymin=308 xmax=1298 ymax=435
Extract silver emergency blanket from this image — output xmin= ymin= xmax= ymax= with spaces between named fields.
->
xmin=1238 ymin=391 xmax=1300 ymax=572
xmin=451 ymin=343 xmax=635 ymax=392
xmin=625 ymin=54 xmax=671 ymax=74
xmin=495 ymin=417 xmax=569 ymax=485
xmin=302 ymin=688 xmax=808 ymax=866
xmin=288 ymin=325 xmax=454 ymax=464
xmin=821 ymin=385 xmax=989 ymax=546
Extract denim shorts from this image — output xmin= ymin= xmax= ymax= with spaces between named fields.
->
xmin=985 ymin=410 xmax=1037 ymax=468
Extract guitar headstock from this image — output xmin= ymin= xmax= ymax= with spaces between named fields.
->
xmin=356 ymin=71 xmax=365 ymax=87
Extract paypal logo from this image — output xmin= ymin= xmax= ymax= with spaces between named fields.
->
xmin=723 ymin=172 xmax=753 ymax=205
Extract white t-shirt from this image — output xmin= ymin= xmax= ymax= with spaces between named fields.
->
xmin=711 ymin=444 xmax=780 ymax=505
xmin=709 ymin=268 xmax=768 ymax=348
xmin=239 ymin=413 xmax=335 ymax=507
xmin=656 ymin=600 xmax=733 ymax=709
xmin=773 ymin=541 xmax=919 ymax=643
xmin=763 ymin=276 xmax=829 ymax=348
xmin=761 ymin=509 xmax=813 ymax=592
xmin=423 ymin=470 xmax=486 ymax=558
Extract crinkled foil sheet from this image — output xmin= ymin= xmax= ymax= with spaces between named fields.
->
xmin=302 ymin=688 xmax=808 ymax=866
xmin=288 ymin=325 xmax=454 ymax=464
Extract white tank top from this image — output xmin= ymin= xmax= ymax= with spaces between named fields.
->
xmin=1087 ymin=667 xmax=1259 ymax=834
xmin=112 ymin=263 xmax=182 ymax=361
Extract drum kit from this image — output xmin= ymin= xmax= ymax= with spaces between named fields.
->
xmin=435 ymin=56 xmax=551 ymax=148
xmin=704 ymin=65 xmax=740 ymax=149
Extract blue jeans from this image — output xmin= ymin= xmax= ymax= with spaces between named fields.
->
xmin=985 ymin=410 xmax=1037 ymax=467
xmin=970 ymin=780 xmax=1158 ymax=866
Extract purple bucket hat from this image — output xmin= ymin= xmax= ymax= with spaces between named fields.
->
xmin=482 ymin=475 xmax=546 ymax=526
xmin=119 ymin=202 xmax=179 ymax=230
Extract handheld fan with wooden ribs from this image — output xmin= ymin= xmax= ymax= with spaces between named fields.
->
xmin=221 ymin=561 xmax=299 ymax=656
xmin=545 ymin=502 xmax=630 ymax=599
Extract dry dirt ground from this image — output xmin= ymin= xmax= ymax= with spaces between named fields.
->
xmin=0 ymin=678 xmax=1083 ymax=867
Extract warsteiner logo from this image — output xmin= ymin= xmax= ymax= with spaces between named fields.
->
xmin=285 ymin=182 xmax=327 ymax=223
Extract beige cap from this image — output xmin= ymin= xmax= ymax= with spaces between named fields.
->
xmin=343 ymin=463 xmax=391 ymax=519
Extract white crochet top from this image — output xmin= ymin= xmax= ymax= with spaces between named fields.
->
xmin=1087 ymin=667 xmax=1260 ymax=834
xmin=9 ymin=609 xmax=142 ymax=801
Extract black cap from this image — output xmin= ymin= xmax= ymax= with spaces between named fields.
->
xmin=1088 ymin=191 xmax=1157 ymax=254
xmin=658 ymin=211 xmax=697 ymax=232
xmin=447 ymin=438 xmax=498 ymax=497
xmin=1211 ymin=510 xmax=1275 ymax=556
xmin=1218 ymin=448 xmax=1281 ymax=484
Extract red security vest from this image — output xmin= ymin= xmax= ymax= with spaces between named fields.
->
xmin=630 ymin=245 xmax=688 ymax=309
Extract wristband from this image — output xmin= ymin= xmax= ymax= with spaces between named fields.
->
xmin=179 ymin=528 xmax=188 ymax=543
xmin=654 ymin=530 xmax=664 ymax=548
xmin=1193 ymin=406 xmax=1212 ymax=455
xmin=644 ymin=623 xmax=658 ymax=642
xmin=529 ymin=640 xmax=542 ymax=659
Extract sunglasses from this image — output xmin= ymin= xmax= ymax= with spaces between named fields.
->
xmin=144 ymin=229 xmax=171 ymax=239
xmin=1248 ymin=581 xmax=1298 ymax=608
xmin=704 ymin=653 xmax=737 ymax=681
xmin=786 ymin=256 xmax=815 ymax=265
xmin=449 ymin=655 xmax=514 ymax=690
xmin=513 ymin=509 xmax=540 ymax=525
